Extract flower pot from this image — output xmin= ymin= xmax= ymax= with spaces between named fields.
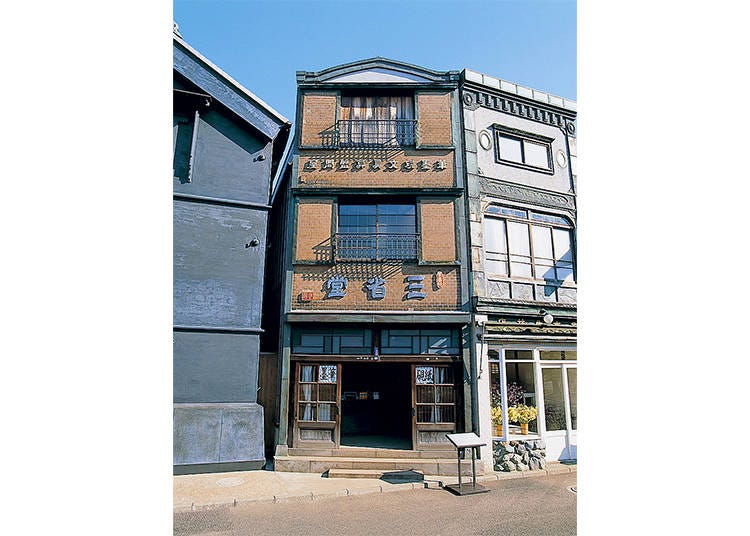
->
xmin=495 ymin=424 xmax=503 ymax=436
xmin=520 ymin=423 xmax=529 ymax=435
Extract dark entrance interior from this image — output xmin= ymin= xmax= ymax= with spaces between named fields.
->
xmin=340 ymin=362 xmax=412 ymax=449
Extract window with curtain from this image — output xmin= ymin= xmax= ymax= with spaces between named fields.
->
xmin=483 ymin=207 xmax=575 ymax=283
xmin=415 ymin=366 xmax=455 ymax=423
xmin=339 ymin=94 xmax=415 ymax=146
xmin=298 ymin=364 xmax=338 ymax=422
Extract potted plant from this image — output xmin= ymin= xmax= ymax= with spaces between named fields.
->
xmin=508 ymin=404 xmax=538 ymax=435
xmin=490 ymin=406 xmax=503 ymax=436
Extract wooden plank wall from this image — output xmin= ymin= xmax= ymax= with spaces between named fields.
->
xmin=258 ymin=352 xmax=279 ymax=457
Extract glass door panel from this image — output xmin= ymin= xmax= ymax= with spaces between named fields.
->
xmin=541 ymin=368 xmax=567 ymax=431
xmin=567 ymin=368 xmax=577 ymax=430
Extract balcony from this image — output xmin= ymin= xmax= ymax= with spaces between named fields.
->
xmin=335 ymin=233 xmax=420 ymax=261
xmin=334 ymin=119 xmax=417 ymax=148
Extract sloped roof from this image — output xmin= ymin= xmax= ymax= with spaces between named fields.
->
xmin=173 ymin=31 xmax=290 ymax=141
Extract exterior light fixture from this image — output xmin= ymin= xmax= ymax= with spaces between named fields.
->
xmin=541 ymin=310 xmax=554 ymax=324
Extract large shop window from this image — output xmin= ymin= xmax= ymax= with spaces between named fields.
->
xmin=336 ymin=203 xmax=418 ymax=261
xmin=483 ymin=207 xmax=575 ymax=283
xmin=298 ymin=364 xmax=338 ymax=422
xmin=488 ymin=348 xmax=578 ymax=438
xmin=338 ymin=94 xmax=415 ymax=147
xmin=415 ymin=366 xmax=455 ymax=423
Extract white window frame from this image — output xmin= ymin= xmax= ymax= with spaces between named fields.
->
xmin=488 ymin=345 xmax=577 ymax=446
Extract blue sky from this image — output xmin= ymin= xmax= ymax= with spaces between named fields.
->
xmin=174 ymin=0 xmax=576 ymax=121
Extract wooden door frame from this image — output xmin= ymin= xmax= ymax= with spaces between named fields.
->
xmin=411 ymin=363 xmax=457 ymax=450
xmin=292 ymin=361 xmax=342 ymax=448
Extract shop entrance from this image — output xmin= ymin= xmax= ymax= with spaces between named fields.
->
xmin=340 ymin=362 xmax=412 ymax=450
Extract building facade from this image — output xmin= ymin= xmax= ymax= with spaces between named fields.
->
xmin=459 ymin=69 xmax=577 ymax=471
xmin=270 ymin=59 xmax=477 ymax=473
xmin=172 ymin=30 xmax=291 ymax=474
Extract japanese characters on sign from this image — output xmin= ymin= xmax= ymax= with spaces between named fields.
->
xmin=323 ymin=274 xmax=433 ymax=301
xmin=365 ymin=277 xmax=386 ymax=299
xmin=325 ymin=275 xmax=348 ymax=298
xmin=302 ymin=158 xmax=448 ymax=173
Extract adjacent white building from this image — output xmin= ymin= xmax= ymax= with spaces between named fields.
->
xmin=459 ymin=69 xmax=577 ymax=471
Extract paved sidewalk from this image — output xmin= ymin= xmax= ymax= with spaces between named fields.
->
xmin=174 ymin=462 xmax=576 ymax=512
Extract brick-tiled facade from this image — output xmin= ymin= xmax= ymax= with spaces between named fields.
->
xmin=272 ymin=59 xmax=472 ymax=457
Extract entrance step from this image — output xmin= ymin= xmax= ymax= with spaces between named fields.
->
xmin=288 ymin=447 xmax=453 ymax=459
xmin=275 ymin=455 xmax=483 ymax=477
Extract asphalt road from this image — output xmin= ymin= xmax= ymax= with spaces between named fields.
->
xmin=174 ymin=472 xmax=577 ymax=536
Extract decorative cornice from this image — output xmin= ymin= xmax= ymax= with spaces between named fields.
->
xmin=474 ymin=175 xmax=576 ymax=212
xmin=461 ymin=84 xmax=576 ymax=132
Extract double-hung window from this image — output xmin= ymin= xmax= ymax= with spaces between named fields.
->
xmin=494 ymin=126 xmax=553 ymax=172
xmin=336 ymin=203 xmax=418 ymax=261
xmin=483 ymin=207 xmax=575 ymax=283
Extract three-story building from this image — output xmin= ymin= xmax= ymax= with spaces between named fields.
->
xmin=270 ymin=58 xmax=476 ymax=475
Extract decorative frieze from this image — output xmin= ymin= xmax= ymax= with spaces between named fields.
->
xmin=462 ymin=88 xmax=574 ymax=132
xmin=478 ymin=176 xmax=575 ymax=211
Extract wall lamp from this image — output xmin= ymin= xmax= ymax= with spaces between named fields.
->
xmin=541 ymin=310 xmax=554 ymax=324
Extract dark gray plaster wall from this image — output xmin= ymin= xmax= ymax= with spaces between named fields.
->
xmin=173 ymin=110 xmax=272 ymax=205
xmin=173 ymin=403 xmax=265 ymax=467
xmin=174 ymin=201 xmax=267 ymax=328
xmin=174 ymin=331 xmax=259 ymax=403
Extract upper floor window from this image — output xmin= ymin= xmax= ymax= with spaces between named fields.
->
xmin=483 ymin=206 xmax=575 ymax=283
xmin=336 ymin=203 xmax=418 ymax=261
xmin=338 ymin=94 xmax=416 ymax=147
xmin=494 ymin=126 xmax=553 ymax=172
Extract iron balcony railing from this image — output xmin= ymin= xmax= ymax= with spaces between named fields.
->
xmin=335 ymin=119 xmax=417 ymax=148
xmin=335 ymin=233 xmax=420 ymax=261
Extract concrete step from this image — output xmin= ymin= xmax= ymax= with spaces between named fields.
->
xmin=289 ymin=447 xmax=453 ymax=459
xmin=275 ymin=455 xmax=484 ymax=477
xmin=328 ymin=468 xmax=425 ymax=480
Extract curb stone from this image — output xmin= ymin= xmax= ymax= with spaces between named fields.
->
xmin=174 ymin=465 xmax=575 ymax=512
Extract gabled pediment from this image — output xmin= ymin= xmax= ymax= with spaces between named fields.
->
xmin=327 ymin=67 xmax=432 ymax=84
xmin=298 ymin=57 xmax=458 ymax=85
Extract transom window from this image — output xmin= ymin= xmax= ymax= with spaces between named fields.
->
xmin=483 ymin=206 xmax=575 ymax=283
xmin=336 ymin=203 xmax=418 ymax=261
xmin=494 ymin=126 xmax=553 ymax=172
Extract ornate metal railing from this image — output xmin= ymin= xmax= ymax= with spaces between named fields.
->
xmin=335 ymin=233 xmax=420 ymax=261
xmin=335 ymin=119 xmax=417 ymax=148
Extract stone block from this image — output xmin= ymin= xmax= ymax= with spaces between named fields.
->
xmin=465 ymin=151 xmax=478 ymax=174
xmin=511 ymin=282 xmax=534 ymax=301
xmin=465 ymin=130 xmax=477 ymax=153
xmin=558 ymin=287 xmax=577 ymax=303
xmin=488 ymin=280 xmax=511 ymax=299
